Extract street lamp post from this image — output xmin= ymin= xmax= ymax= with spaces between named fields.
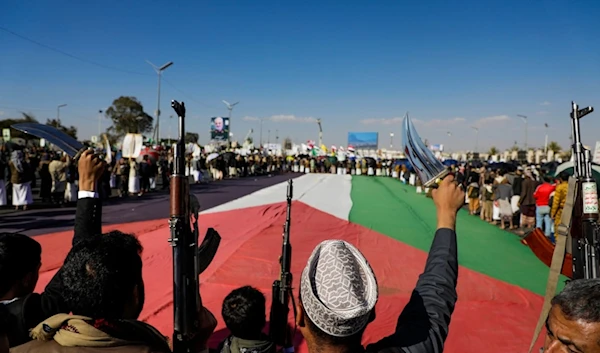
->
xmin=98 ymin=110 xmax=103 ymax=136
xmin=471 ymin=126 xmax=479 ymax=152
xmin=222 ymin=100 xmax=239 ymax=142
xmin=316 ymin=119 xmax=323 ymax=147
xmin=147 ymin=60 xmax=173 ymax=143
xmin=544 ymin=123 xmax=549 ymax=154
xmin=169 ymin=115 xmax=173 ymax=145
xmin=56 ymin=104 xmax=67 ymax=121
xmin=517 ymin=114 xmax=528 ymax=150
xmin=390 ymin=132 xmax=394 ymax=149
xmin=259 ymin=118 xmax=265 ymax=147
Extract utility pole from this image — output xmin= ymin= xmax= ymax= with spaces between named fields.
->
xmin=471 ymin=126 xmax=479 ymax=152
xmin=146 ymin=60 xmax=173 ymax=143
xmin=268 ymin=129 xmax=271 ymax=145
xmin=517 ymin=114 xmax=528 ymax=149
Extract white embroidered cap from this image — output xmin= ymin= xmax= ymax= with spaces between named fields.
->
xmin=300 ymin=240 xmax=378 ymax=337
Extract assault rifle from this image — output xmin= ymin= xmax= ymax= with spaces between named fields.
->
xmin=269 ymin=179 xmax=295 ymax=350
xmin=569 ymin=101 xmax=599 ymax=279
xmin=528 ymin=102 xmax=598 ymax=353
xmin=169 ymin=100 xmax=221 ymax=352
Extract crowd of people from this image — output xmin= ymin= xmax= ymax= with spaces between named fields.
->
xmin=0 ymin=146 xmax=290 ymax=210
xmin=0 ymin=150 xmax=599 ymax=352
xmin=435 ymin=164 xmax=568 ymax=243
xmin=0 ymin=143 xmax=578 ymax=251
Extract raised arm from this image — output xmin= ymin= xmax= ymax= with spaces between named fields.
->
xmin=5 ymin=151 xmax=107 ymax=347
xmin=72 ymin=150 xmax=105 ymax=245
xmin=367 ymin=176 xmax=463 ymax=353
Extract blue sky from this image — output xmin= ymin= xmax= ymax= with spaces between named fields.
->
xmin=1 ymin=0 xmax=599 ymax=151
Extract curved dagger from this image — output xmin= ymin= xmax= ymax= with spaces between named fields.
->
xmin=401 ymin=113 xmax=450 ymax=187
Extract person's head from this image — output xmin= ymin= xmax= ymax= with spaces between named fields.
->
xmin=214 ymin=117 xmax=224 ymax=131
xmin=0 ymin=233 xmax=42 ymax=301
xmin=559 ymin=172 xmax=570 ymax=183
xmin=222 ymin=286 xmax=266 ymax=339
xmin=545 ymin=279 xmax=600 ymax=352
xmin=61 ymin=230 xmax=144 ymax=320
xmin=296 ymin=240 xmax=378 ymax=351
xmin=543 ymin=175 xmax=553 ymax=184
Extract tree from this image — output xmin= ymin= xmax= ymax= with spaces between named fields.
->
xmin=105 ymin=96 xmax=153 ymax=137
xmin=510 ymin=145 xmax=520 ymax=152
xmin=46 ymin=118 xmax=78 ymax=139
xmin=488 ymin=146 xmax=498 ymax=156
xmin=185 ymin=132 xmax=199 ymax=144
xmin=246 ymin=136 xmax=253 ymax=144
xmin=283 ymin=137 xmax=293 ymax=150
xmin=547 ymin=141 xmax=562 ymax=153
xmin=0 ymin=113 xmax=38 ymax=140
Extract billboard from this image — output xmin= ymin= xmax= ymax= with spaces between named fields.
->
xmin=347 ymin=132 xmax=378 ymax=149
xmin=210 ymin=116 xmax=230 ymax=141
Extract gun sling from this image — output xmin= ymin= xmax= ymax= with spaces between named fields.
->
xmin=528 ymin=176 xmax=577 ymax=353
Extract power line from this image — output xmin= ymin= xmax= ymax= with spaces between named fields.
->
xmin=162 ymin=78 xmax=220 ymax=111
xmin=1 ymin=26 xmax=220 ymax=113
xmin=0 ymin=105 xmax=53 ymax=111
xmin=0 ymin=26 xmax=149 ymax=76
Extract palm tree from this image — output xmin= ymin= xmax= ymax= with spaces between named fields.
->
xmin=488 ymin=146 xmax=498 ymax=156
xmin=547 ymin=141 xmax=562 ymax=154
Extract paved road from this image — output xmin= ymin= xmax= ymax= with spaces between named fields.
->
xmin=2 ymin=173 xmax=300 ymax=237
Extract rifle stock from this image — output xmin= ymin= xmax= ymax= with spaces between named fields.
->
xmin=169 ymin=100 xmax=221 ymax=352
xmin=269 ymin=179 xmax=294 ymax=349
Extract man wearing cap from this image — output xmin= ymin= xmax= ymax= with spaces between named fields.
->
xmin=296 ymin=175 xmax=464 ymax=353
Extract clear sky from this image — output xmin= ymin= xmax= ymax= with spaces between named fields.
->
xmin=1 ymin=0 xmax=599 ymax=151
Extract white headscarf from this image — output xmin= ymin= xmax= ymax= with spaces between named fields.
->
xmin=10 ymin=150 xmax=24 ymax=173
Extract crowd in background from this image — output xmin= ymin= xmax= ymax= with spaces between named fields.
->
xmin=439 ymin=164 xmax=567 ymax=243
xmin=0 ymin=142 xmax=570 ymax=247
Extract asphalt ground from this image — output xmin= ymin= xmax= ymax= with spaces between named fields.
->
xmin=1 ymin=173 xmax=301 ymax=236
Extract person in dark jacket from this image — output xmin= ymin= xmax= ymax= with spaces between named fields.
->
xmin=0 ymin=305 xmax=9 ymax=353
xmin=517 ymin=170 xmax=539 ymax=235
xmin=11 ymin=230 xmax=217 ymax=353
xmin=218 ymin=286 xmax=275 ymax=353
xmin=4 ymin=150 xmax=105 ymax=347
xmin=295 ymin=175 xmax=464 ymax=353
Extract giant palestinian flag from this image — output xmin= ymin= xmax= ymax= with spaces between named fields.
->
xmin=32 ymin=174 xmax=567 ymax=353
